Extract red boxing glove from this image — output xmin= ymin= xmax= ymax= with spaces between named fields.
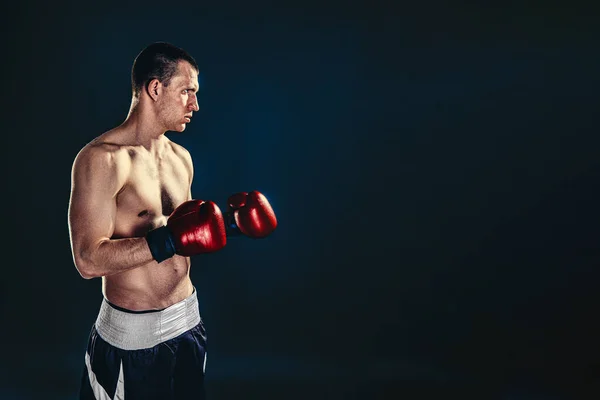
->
xmin=226 ymin=191 xmax=277 ymax=238
xmin=146 ymin=200 xmax=227 ymax=262
xmin=168 ymin=200 xmax=227 ymax=255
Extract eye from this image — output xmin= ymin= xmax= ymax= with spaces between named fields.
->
xmin=182 ymin=89 xmax=189 ymax=94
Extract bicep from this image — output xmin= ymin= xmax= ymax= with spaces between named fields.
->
xmin=68 ymin=149 xmax=122 ymax=257
xmin=182 ymin=148 xmax=194 ymax=200
xmin=188 ymin=162 xmax=194 ymax=200
xmin=170 ymin=142 xmax=194 ymax=200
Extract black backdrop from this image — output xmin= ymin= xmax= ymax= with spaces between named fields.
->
xmin=2 ymin=1 xmax=600 ymax=399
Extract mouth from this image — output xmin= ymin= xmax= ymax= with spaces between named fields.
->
xmin=184 ymin=116 xmax=192 ymax=123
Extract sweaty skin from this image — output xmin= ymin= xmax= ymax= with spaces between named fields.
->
xmin=69 ymin=61 xmax=201 ymax=311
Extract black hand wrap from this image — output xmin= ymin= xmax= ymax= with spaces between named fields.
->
xmin=146 ymin=225 xmax=177 ymax=263
xmin=224 ymin=210 xmax=242 ymax=237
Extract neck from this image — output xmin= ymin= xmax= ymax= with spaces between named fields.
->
xmin=121 ymin=97 xmax=167 ymax=150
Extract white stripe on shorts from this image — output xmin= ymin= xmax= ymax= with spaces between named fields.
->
xmin=95 ymin=290 xmax=201 ymax=350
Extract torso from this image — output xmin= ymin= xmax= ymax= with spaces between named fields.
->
xmin=94 ymin=130 xmax=194 ymax=311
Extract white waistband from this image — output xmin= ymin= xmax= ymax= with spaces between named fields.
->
xmin=95 ymin=290 xmax=201 ymax=350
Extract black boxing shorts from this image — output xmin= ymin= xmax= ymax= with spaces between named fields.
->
xmin=79 ymin=289 xmax=207 ymax=400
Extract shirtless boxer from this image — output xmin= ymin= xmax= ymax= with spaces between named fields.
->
xmin=68 ymin=42 xmax=277 ymax=399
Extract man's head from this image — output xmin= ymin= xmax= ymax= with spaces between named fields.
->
xmin=132 ymin=42 xmax=198 ymax=98
xmin=131 ymin=42 xmax=200 ymax=132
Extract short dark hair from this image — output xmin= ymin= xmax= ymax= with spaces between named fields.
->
xmin=131 ymin=42 xmax=199 ymax=97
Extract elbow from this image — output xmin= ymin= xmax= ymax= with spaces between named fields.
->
xmin=74 ymin=253 xmax=102 ymax=280
xmin=77 ymin=266 xmax=97 ymax=280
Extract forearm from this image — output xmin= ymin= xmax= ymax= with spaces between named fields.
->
xmin=75 ymin=237 xmax=156 ymax=279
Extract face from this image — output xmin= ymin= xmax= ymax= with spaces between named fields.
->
xmin=156 ymin=61 xmax=200 ymax=133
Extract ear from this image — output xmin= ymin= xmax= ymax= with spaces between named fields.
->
xmin=145 ymin=79 xmax=162 ymax=101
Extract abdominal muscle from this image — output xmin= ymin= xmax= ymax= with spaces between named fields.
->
xmin=102 ymin=254 xmax=193 ymax=311
xmin=101 ymin=193 xmax=194 ymax=311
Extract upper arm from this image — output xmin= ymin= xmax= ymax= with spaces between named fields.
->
xmin=68 ymin=146 xmax=127 ymax=266
xmin=171 ymin=142 xmax=194 ymax=200
xmin=184 ymin=148 xmax=194 ymax=200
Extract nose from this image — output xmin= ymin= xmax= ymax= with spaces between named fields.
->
xmin=189 ymin=94 xmax=199 ymax=112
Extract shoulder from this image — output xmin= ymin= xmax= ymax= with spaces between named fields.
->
xmin=167 ymin=140 xmax=193 ymax=171
xmin=168 ymin=140 xmax=192 ymax=162
xmin=72 ymin=133 xmax=132 ymax=183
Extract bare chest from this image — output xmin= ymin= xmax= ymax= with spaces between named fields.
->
xmin=114 ymin=155 xmax=189 ymax=235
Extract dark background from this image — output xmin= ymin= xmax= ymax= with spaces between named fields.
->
xmin=2 ymin=1 xmax=600 ymax=399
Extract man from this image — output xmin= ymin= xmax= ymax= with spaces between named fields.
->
xmin=68 ymin=42 xmax=277 ymax=399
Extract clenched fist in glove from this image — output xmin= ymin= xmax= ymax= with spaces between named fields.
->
xmin=224 ymin=191 xmax=277 ymax=238
xmin=146 ymin=200 xmax=227 ymax=263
